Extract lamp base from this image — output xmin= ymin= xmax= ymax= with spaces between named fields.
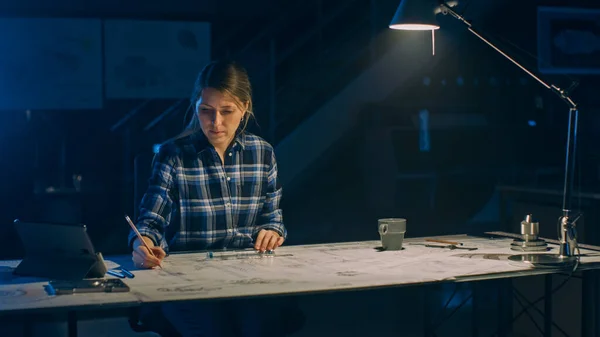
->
xmin=508 ymin=254 xmax=577 ymax=268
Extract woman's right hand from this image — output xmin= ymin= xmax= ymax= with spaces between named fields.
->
xmin=132 ymin=236 xmax=166 ymax=269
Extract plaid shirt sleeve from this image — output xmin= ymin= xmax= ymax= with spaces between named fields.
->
xmin=128 ymin=147 xmax=178 ymax=251
xmin=254 ymin=150 xmax=287 ymax=240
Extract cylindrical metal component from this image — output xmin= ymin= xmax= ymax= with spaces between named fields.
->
xmin=511 ymin=214 xmax=548 ymax=252
xmin=520 ymin=214 xmax=539 ymax=241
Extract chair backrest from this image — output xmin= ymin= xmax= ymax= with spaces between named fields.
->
xmin=133 ymin=152 xmax=155 ymax=220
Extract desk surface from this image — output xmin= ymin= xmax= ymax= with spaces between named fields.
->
xmin=2 ymin=235 xmax=600 ymax=315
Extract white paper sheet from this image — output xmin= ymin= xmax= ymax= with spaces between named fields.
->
xmin=2 ymin=235 xmax=599 ymax=311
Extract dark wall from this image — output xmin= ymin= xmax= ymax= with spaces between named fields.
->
xmin=1 ymin=0 xmax=600 ymax=258
xmin=0 ymin=0 xmax=281 ymax=19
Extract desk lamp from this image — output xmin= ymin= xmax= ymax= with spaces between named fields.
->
xmin=389 ymin=0 xmax=580 ymax=266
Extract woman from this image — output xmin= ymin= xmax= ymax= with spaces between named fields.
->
xmin=129 ymin=60 xmax=291 ymax=337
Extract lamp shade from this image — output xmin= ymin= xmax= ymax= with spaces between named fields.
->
xmin=389 ymin=0 xmax=440 ymax=30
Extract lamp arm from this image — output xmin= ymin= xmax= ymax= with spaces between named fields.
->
xmin=439 ymin=3 xmax=577 ymax=110
xmin=440 ymin=2 xmax=580 ymax=259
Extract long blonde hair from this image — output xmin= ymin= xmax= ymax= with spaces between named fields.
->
xmin=176 ymin=60 xmax=254 ymax=140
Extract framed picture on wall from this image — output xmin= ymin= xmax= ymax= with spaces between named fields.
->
xmin=538 ymin=6 xmax=600 ymax=74
xmin=0 ymin=18 xmax=103 ymax=110
xmin=104 ymin=20 xmax=211 ymax=99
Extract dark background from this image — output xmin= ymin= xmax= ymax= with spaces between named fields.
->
xmin=0 ymin=1 xmax=599 ymax=335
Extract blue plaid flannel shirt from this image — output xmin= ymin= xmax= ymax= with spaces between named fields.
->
xmin=129 ymin=131 xmax=287 ymax=252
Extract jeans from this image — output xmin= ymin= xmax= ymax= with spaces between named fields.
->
xmin=161 ymin=298 xmax=288 ymax=337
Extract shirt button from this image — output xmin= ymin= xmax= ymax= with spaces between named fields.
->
xmin=226 ymin=177 xmax=231 ymax=181
xmin=225 ymin=202 xmax=231 ymax=207
xmin=228 ymin=152 xmax=232 ymax=157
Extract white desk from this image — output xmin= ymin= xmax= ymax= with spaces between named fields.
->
xmin=2 ymin=234 xmax=600 ymax=336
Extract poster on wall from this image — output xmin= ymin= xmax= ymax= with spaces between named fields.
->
xmin=0 ymin=18 xmax=103 ymax=110
xmin=538 ymin=6 xmax=600 ymax=74
xmin=104 ymin=20 xmax=211 ymax=99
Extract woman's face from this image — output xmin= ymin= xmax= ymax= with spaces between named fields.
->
xmin=196 ymin=87 xmax=246 ymax=149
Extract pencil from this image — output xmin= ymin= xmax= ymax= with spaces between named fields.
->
xmin=425 ymin=239 xmax=463 ymax=246
xmin=125 ymin=214 xmax=162 ymax=269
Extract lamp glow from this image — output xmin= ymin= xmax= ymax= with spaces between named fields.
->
xmin=389 ymin=23 xmax=439 ymax=30
xmin=388 ymin=0 xmax=440 ymax=30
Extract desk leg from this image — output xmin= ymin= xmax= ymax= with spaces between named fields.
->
xmin=582 ymin=270 xmax=594 ymax=337
xmin=23 ymin=318 xmax=33 ymax=337
xmin=497 ymin=279 xmax=513 ymax=337
xmin=68 ymin=311 xmax=77 ymax=337
xmin=590 ymin=269 xmax=600 ymax=337
xmin=597 ymin=270 xmax=600 ymax=337
xmin=472 ymin=282 xmax=478 ymax=337
xmin=423 ymin=286 xmax=432 ymax=337
xmin=544 ymin=275 xmax=552 ymax=337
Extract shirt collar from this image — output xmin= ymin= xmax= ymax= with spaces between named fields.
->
xmin=193 ymin=131 xmax=246 ymax=155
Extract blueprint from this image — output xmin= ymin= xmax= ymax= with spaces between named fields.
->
xmin=2 ymin=235 xmax=600 ymax=311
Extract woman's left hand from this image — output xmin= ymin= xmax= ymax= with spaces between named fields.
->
xmin=254 ymin=229 xmax=284 ymax=252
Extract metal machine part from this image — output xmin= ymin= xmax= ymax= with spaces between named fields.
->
xmin=508 ymin=214 xmax=579 ymax=267
xmin=510 ymin=214 xmax=548 ymax=252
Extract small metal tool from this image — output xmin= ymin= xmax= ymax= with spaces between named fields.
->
xmin=410 ymin=243 xmax=478 ymax=251
xmin=205 ymin=249 xmax=277 ymax=260
xmin=426 ymin=244 xmax=478 ymax=251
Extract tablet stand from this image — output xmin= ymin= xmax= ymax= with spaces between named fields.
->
xmin=13 ymin=252 xmax=108 ymax=280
